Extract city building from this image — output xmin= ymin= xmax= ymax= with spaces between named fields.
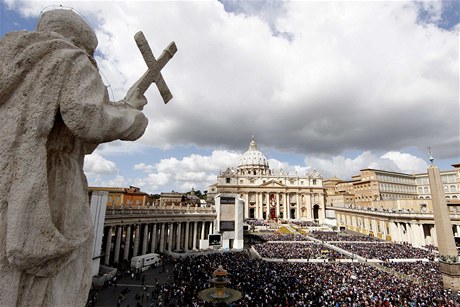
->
xmin=89 ymin=186 xmax=152 ymax=208
xmin=208 ymin=137 xmax=326 ymax=222
xmin=325 ymin=164 xmax=460 ymax=247
xmin=160 ymin=188 xmax=204 ymax=207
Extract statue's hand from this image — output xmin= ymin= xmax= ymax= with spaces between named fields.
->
xmin=124 ymin=85 xmax=147 ymax=110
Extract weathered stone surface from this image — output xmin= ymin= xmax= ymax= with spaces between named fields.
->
xmin=0 ymin=9 xmax=149 ymax=306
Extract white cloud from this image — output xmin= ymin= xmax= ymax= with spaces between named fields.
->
xmin=128 ymin=150 xmax=240 ymax=193
xmin=13 ymin=0 xmax=456 ymax=159
xmin=304 ymin=151 xmax=429 ymax=180
xmin=6 ymin=1 xmax=458 ymax=193
xmin=84 ymin=153 xmax=118 ymax=176
xmin=134 ymin=162 xmax=156 ymax=173
xmin=381 ymin=151 xmax=428 ymax=174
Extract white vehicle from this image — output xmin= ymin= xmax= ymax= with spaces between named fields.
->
xmin=131 ymin=253 xmax=160 ymax=271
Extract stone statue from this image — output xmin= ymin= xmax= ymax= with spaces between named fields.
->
xmin=0 ymin=9 xmax=175 ymax=306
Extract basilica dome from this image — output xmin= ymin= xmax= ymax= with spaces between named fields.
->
xmin=237 ymin=137 xmax=270 ymax=175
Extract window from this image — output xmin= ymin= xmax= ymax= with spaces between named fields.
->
xmin=226 ymin=178 xmax=230 ymax=183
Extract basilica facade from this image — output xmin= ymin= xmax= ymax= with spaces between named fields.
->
xmin=207 ymin=137 xmax=326 ymax=222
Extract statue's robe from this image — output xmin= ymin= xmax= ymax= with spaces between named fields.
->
xmin=0 ymin=30 xmax=148 ymax=306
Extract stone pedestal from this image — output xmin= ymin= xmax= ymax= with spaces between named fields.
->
xmin=440 ymin=262 xmax=460 ymax=291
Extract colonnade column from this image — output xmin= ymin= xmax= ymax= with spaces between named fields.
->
xmin=201 ymin=221 xmax=206 ymax=242
xmin=209 ymin=221 xmax=213 ymax=236
xmin=176 ymin=222 xmax=182 ymax=251
xmin=159 ymin=223 xmax=165 ymax=253
xmin=168 ymin=223 xmax=173 ymax=252
xmin=104 ymin=226 xmax=113 ymax=265
xmin=123 ymin=225 xmax=131 ymax=260
xmin=150 ymin=223 xmax=157 ymax=253
xmin=193 ymin=222 xmax=198 ymax=250
xmin=114 ymin=226 xmax=122 ymax=264
xmin=133 ymin=225 xmax=140 ymax=257
xmin=184 ymin=222 xmax=190 ymax=251
xmin=142 ymin=224 xmax=149 ymax=255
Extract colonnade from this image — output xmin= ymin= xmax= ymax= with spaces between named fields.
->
xmin=102 ymin=220 xmax=214 ymax=266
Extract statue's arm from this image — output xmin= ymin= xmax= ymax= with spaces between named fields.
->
xmin=59 ymin=55 xmax=148 ymax=144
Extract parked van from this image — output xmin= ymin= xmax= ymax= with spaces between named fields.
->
xmin=131 ymin=253 xmax=160 ymax=271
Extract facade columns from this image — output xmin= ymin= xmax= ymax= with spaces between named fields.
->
xmin=244 ymin=193 xmax=249 ymax=219
xmin=168 ymin=223 xmax=173 ymax=252
xmin=176 ymin=222 xmax=182 ymax=251
xmin=201 ymin=221 xmax=206 ymax=241
xmin=159 ymin=223 xmax=165 ymax=253
xmin=417 ymin=223 xmax=425 ymax=247
xmin=104 ymin=226 xmax=113 ymax=265
xmin=258 ymin=193 xmax=263 ymax=219
xmin=296 ymin=193 xmax=300 ymax=220
xmin=142 ymin=224 xmax=149 ymax=255
xmin=150 ymin=223 xmax=157 ymax=253
xmin=123 ymin=225 xmax=131 ymax=260
xmin=275 ymin=193 xmax=280 ymax=220
xmin=283 ymin=193 xmax=287 ymax=220
xmin=305 ymin=193 xmax=312 ymax=220
xmin=133 ymin=225 xmax=140 ymax=257
xmin=266 ymin=193 xmax=271 ymax=220
xmin=184 ymin=221 xmax=190 ymax=251
xmin=209 ymin=221 xmax=213 ymax=236
xmin=114 ymin=225 xmax=122 ymax=264
xmin=193 ymin=222 xmax=198 ymax=250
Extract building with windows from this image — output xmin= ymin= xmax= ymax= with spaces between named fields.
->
xmin=207 ymin=137 xmax=326 ymax=222
xmin=89 ymin=186 xmax=152 ymax=208
xmin=325 ymin=164 xmax=460 ymax=247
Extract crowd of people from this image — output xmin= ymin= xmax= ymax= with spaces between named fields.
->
xmin=99 ymin=228 xmax=459 ymax=306
xmin=379 ymin=261 xmax=442 ymax=288
xmin=332 ymin=242 xmax=434 ymax=260
xmin=290 ymin=221 xmax=320 ymax=227
xmin=254 ymin=242 xmax=345 ymax=260
xmin=144 ymin=251 xmax=458 ymax=306
xmin=244 ymin=219 xmax=268 ymax=226
xmin=258 ymin=233 xmax=312 ymax=242
xmin=308 ymin=231 xmax=381 ymax=242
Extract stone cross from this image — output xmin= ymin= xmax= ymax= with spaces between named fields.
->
xmin=134 ymin=31 xmax=177 ymax=103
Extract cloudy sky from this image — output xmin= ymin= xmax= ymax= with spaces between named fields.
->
xmin=1 ymin=0 xmax=459 ymax=194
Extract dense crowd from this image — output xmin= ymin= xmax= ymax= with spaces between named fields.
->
xmin=254 ymin=242 xmax=345 ymax=260
xmin=244 ymin=219 xmax=268 ymax=226
xmin=257 ymin=233 xmax=312 ymax=242
xmin=332 ymin=242 xmax=434 ymax=260
xmin=308 ymin=231 xmax=381 ymax=242
xmin=379 ymin=261 xmax=442 ymax=288
xmin=290 ymin=221 xmax=319 ymax=227
xmin=146 ymin=251 xmax=458 ymax=306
